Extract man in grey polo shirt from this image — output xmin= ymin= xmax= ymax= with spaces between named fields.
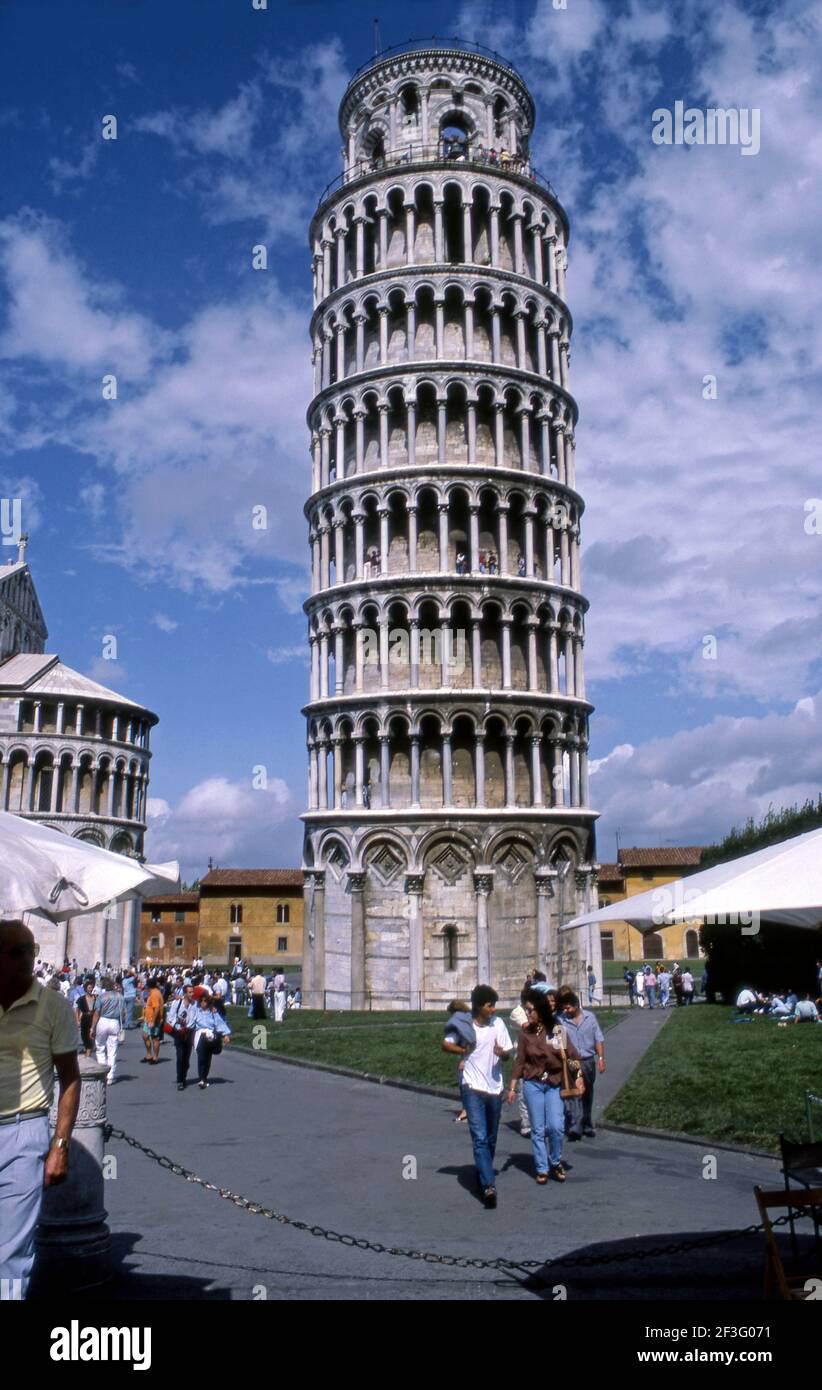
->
xmin=557 ymin=987 xmax=605 ymax=1140
xmin=0 ymin=919 xmax=80 ymax=1298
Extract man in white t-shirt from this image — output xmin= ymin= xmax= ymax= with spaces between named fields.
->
xmin=443 ymin=984 xmax=513 ymax=1208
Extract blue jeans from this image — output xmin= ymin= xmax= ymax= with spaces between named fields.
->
xmin=123 ymin=996 xmax=135 ymax=1028
xmin=660 ymin=986 xmax=669 ymax=1007
xmin=0 ymin=1114 xmax=49 ymax=1298
xmin=463 ymin=1087 xmax=503 ymax=1191
xmin=523 ymin=1079 xmax=565 ymax=1173
xmin=645 ymin=985 xmax=656 ymax=1009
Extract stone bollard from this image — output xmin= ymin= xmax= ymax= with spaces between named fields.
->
xmin=31 ymin=1056 xmax=112 ymax=1293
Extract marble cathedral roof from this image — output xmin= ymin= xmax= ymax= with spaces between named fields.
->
xmin=0 ymin=651 xmax=156 ymax=716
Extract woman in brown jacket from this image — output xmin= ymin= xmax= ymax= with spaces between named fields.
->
xmin=506 ymin=987 xmax=582 ymax=1183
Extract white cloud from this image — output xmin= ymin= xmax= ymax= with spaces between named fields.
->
xmin=78 ymin=483 xmax=105 ymax=521
xmin=144 ymin=773 xmax=298 ymax=879
xmin=85 ymin=656 xmax=130 ymax=691
xmin=152 ymin=613 xmax=178 ymax=633
xmin=592 ymin=692 xmax=822 ymax=848
xmin=267 ymin=644 xmax=308 ymax=665
xmin=0 ymin=213 xmax=167 ymax=377
xmin=133 ymin=41 xmax=349 ymax=240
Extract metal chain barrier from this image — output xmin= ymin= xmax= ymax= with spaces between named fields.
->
xmin=105 ymin=1124 xmax=810 ymax=1277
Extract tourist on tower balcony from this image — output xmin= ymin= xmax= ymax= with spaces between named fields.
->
xmin=443 ymin=985 xmax=514 ymax=1208
xmin=507 ymin=988 xmax=581 ymax=1183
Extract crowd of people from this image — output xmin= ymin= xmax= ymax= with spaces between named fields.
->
xmin=734 ymin=985 xmax=821 ymax=1022
xmin=442 ymin=971 xmax=606 ymax=1208
xmin=30 ymin=956 xmax=301 ymax=1093
xmin=359 ymin=138 xmax=535 ymax=180
xmin=621 ymin=962 xmax=698 ymax=1008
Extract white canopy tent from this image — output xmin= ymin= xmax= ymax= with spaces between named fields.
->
xmin=561 ymin=826 xmax=822 ymax=934
xmin=0 ymin=809 xmax=179 ymax=922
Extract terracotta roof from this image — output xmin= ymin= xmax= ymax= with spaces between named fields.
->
xmin=597 ymin=863 xmax=624 ymax=884
xmin=200 ymin=869 xmax=304 ymax=888
xmin=619 ymin=847 xmax=705 ymax=869
xmin=141 ymin=892 xmax=199 ymax=907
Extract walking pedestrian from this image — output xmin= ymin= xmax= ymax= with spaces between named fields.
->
xmin=556 ymin=988 xmax=606 ymax=1139
xmin=0 ymin=919 xmax=80 ymax=1298
xmin=167 ymin=983 xmax=197 ymax=1090
xmin=444 ymin=998 xmax=473 ymax=1122
xmin=250 ymin=968 xmax=267 ymax=1020
xmin=191 ymin=988 xmax=232 ymax=1089
xmin=509 ymin=987 xmax=533 ymax=1137
xmin=273 ymin=970 xmax=287 ymax=1023
xmin=442 ymin=985 xmax=514 ymax=1208
xmin=623 ymin=967 xmax=637 ymax=1005
xmin=74 ymin=978 xmax=96 ymax=1055
xmin=141 ymin=976 xmax=165 ymax=1064
xmin=506 ymin=988 xmax=581 ymax=1182
xmin=644 ymin=965 xmax=657 ymax=1009
xmin=658 ymin=965 xmax=671 ymax=1008
xmin=681 ymin=968 xmax=694 ymax=1005
xmin=636 ymin=968 xmax=646 ymax=1008
xmin=671 ymin=962 xmax=684 ymax=1006
xmin=586 ymin=963 xmax=597 ymax=1006
xmin=121 ymin=970 xmax=137 ymax=1028
xmin=91 ymin=977 xmax=126 ymax=1085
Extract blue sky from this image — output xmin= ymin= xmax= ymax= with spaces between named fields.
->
xmin=2 ymin=0 xmax=821 ymax=877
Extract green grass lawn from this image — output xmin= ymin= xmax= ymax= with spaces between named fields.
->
xmin=226 ymin=1006 xmax=624 ymax=1090
xmin=605 ymin=1006 xmax=821 ymax=1151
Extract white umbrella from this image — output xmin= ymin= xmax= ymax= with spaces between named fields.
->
xmin=0 ymin=810 xmax=179 ymax=921
xmin=561 ymin=826 xmax=822 ymax=933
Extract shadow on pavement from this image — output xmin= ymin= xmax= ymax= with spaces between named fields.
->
xmin=520 ymin=1231 xmax=820 ymax=1300
xmin=94 ymin=1233 xmax=232 ymax=1300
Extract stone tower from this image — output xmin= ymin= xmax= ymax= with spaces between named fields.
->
xmin=301 ymin=39 xmax=599 ymax=1009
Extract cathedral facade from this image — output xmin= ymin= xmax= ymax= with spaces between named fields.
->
xmin=0 ymin=539 xmax=157 ymax=966
xmin=301 ymin=42 xmax=600 ymax=1008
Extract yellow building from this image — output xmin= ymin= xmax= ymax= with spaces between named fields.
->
xmin=597 ymin=848 xmax=705 ymax=964
xmin=198 ymin=869 xmax=304 ymax=971
xmin=140 ymin=892 xmax=200 ymax=965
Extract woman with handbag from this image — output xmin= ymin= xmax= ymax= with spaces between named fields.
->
xmin=90 ymin=977 xmax=127 ymax=1085
xmin=166 ymin=983 xmax=198 ymax=1091
xmin=75 ymin=977 xmax=97 ymax=1056
xmin=191 ymin=987 xmax=232 ymax=1090
xmin=506 ymin=987 xmax=582 ymax=1183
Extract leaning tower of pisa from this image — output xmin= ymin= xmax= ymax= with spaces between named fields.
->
xmin=301 ymin=40 xmax=599 ymax=1009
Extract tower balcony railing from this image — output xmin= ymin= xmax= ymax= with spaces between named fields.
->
xmin=347 ymin=36 xmax=528 ymax=85
xmin=316 ymin=141 xmax=558 ymax=213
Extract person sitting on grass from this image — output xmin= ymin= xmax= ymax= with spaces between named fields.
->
xmin=793 ymin=994 xmax=820 ymax=1023
xmin=769 ymin=992 xmax=791 ymax=1017
xmin=735 ymin=986 xmax=758 ymax=1016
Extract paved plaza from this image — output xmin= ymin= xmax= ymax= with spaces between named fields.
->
xmin=88 ymin=1011 xmax=783 ymax=1301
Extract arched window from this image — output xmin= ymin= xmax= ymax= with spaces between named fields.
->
xmin=643 ymin=932 xmax=664 ymax=960
xmin=443 ymin=923 xmax=458 ymax=972
xmin=685 ymin=928 xmax=699 ymax=958
xmin=230 ymin=903 xmax=243 ymax=925
xmin=440 ymin=114 xmax=470 ymax=160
